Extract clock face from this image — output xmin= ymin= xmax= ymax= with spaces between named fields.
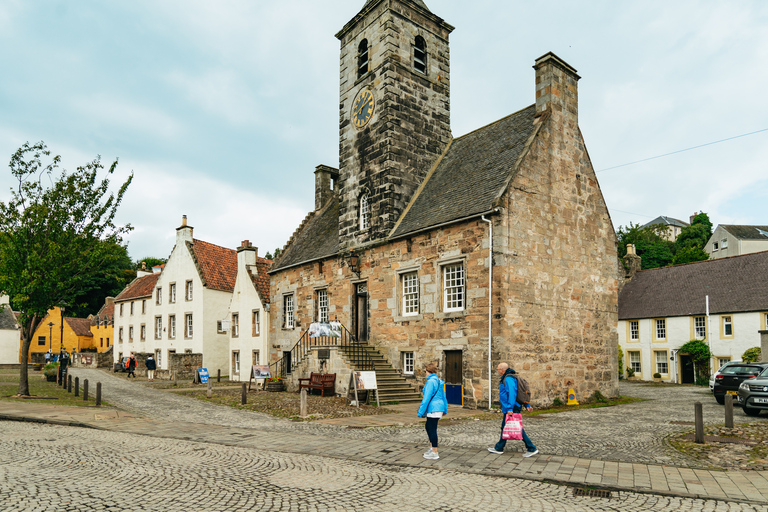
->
xmin=352 ymin=89 xmax=375 ymax=128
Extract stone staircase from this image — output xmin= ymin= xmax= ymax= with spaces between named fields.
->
xmin=339 ymin=343 xmax=422 ymax=404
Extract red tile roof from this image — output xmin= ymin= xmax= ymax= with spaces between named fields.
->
xmin=249 ymin=257 xmax=272 ymax=304
xmin=189 ymin=239 xmax=238 ymax=292
xmin=91 ymin=302 xmax=115 ymax=325
xmin=66 ymin=317 xmax=94 ymax=337
xmin=115 ymin=274 xmax=160 ymax=302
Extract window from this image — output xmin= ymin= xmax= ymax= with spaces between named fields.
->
xmin=402 ymin=272 xmax=419 ymax=316
xmin=357 ymin=39 xmax=369 ymax=78
xmin=155 ymin=349 xmax=162 ymax=368
xmin=252 ymin=350 xmax=260 ymax=365
xmin=128 ymin=326 xmax=134 ymax=342
xmin=414 ymin=35 xmax=426 ymax=73
xmin=232 ymin=313 xmax=239 ymax=337
xmin=120 ymin=304 xmax=124 ymax=317
xmin=722 ymin=315 xmax=733 ymax=337
xmin=654 ymin=319 xmax=666 ymax=340
xmin=443 ymin=263 xmax=465 ymax=311
xmin=185 ymin=314 xmax=193 ymax=338
xmin=232 ymin=351 xmax=240 ymax=375
xmin=629 ymin=320 xmax=639 ymax=341
xmin=717 ymin=357 xmax=731 ymax=369
xmin=186 ymin=280 xmax=193 ymax=301
xmin=140 ymin=324 xmax=146 ymax=341
xmin=142 ymin=300 xmax=146 ymax=314
xmin=629 ymin=351 xmax=641 ymax=373
xmin=655 ymin=351 xmax=668 ymax=374
xmin=168 ymin=315 xmax=176 ymax=339
xmin=100 ymin=338 xmax=103 ymax=348
xmin=694 ymin=316 xmax=706 ymax=339
xmin=252 ymin=310 xmax=260 ymax=336
xmin=284 ymin=295 xmax=294 ymax=329
xmin=721 ymin=238 xmax=728 ymax=249
xmin=155 ymin=316 xmax=162 ymax=339
xmin=359 ymin=194 xmax=370 ymax=230
xmin=317 ymin=289 xmax=328 ymax=323
xmin=106 ymin=338 xmax=110 ymax=347
xmin=130 ymin=302 xmax=134 ymax=315
xmin=38 ymin=336 xmax=45 ymax=346
xmin=713 ymin=242 xmax=719 ymax=251
xmin=119 ymin=327 xmax=124 ymax=342
xmin=156 ymin=287 xmax=162 ymax=305
xmin=169 ymin=283 xmax=176 ymax=304
xmin=403 ymin=352 xmax=414 ymax=375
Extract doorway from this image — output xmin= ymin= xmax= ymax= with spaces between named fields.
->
xmin=680 ymin=354 xmax=695 ymax=384
xmin=444 ymin=350 xmax=463 ymax=384
xmin=282 ymin=350 xmax=292 ymax=375
xmin=355 ymin=282 xmax=368 ymax=342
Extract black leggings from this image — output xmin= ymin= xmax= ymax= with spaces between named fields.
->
xmin=425 ymin=417 xmax=439 ymax=448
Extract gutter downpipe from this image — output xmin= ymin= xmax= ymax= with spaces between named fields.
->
xmin=706 ymin=295 xmax=712 ymax=375
xmin=481 ymin=215 xmax=494 ymax=410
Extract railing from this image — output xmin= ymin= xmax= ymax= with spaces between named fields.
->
xmin=270 ymin=322 xmax=374 ymax=378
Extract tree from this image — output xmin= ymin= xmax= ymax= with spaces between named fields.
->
xmin=679 ymin=339 xmax=712 ymax=384
xmin=63 ymin=242 xmax=135 ymax=317
xmin=671 ymin=212 xmax=712 ymax=265
xmin=616 ymin=222 xmax=674 ymax=269
xmin=264 ymin=247 xmax=281 ymax=261
xmin=0 ymin=142 xmax=132 ymax=396
xmin=135 ymin=256 xmax=167 ymax=271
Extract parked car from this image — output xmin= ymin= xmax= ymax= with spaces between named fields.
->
xmin=737 ymin=368 xmax=768 ymax=416
xmin=712 ymin=362 xmax=768 ymax=405
xmin=113 ymin=357 xmax=129 ymax=373
xmin=709 ymin=360 xmax=742 ymax=391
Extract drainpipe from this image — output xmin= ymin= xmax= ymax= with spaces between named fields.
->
xmin=706 ymin=295 xmax=712 ymax=375
xmin=481 ymin=215 xmax=493 ymax=410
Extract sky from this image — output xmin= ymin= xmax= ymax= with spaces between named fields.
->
xmin=1 ymin=0 xmax=767 ymax=261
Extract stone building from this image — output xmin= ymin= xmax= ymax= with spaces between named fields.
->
xmin=268 ymin=0 xmax=618 ymax=407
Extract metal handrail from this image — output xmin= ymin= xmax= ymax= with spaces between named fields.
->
xmin=269 ymin=322 xmax=374 ymax=379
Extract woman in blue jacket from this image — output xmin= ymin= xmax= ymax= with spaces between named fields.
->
xmin=417 ymin=363 xmax=448 ymax=460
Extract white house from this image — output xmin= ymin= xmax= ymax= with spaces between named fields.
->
xmin=0 ymin=295 xmax=20 ymax=364
xmin=706 ymin=225 xmax=768 ymax=260
xmin=641 ymin=215 xmax=689 ymax=242
xmin=227 ymin=240 xmax=271 ymax=382
xmin=114 ymin=270 xmax=159 ymax=363
xmin=619 ymin=250 xmax=768 ymax=383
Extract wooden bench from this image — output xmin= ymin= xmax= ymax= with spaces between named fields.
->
xmin=298 ymin=372 xmax=336 ymax=397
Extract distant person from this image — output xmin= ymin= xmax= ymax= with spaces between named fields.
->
xmin=58 ymin=349 xmax=69 ymax=383
xmin=126 ymin=353 xmax=137 ymax=378
xmin=488 ymin=362 xmax=538 ymax=457
xmin=145 ymin=355 xmax=157 ymax=381
xmin=44 ymin=350 xmax=51 ymax=364
xmin=417 ymin=362 xmax=448 ymax=460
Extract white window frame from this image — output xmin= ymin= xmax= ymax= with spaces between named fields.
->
xmin=155 ymin=316 xmax=162 ymax=340
xmin=713 ymin=241 xmax=719 ymax=251
xmin=252 ymin=310 xmax=260 ymax=336
xmin=655 ymin=350 xmax=668 ymax=374
xmin=721 ymin=238 xmax=728 ymax=249
xmin=232 ymin=313 xmax=239 ymax=337
xmin=359 ymin=194 xmax=370 ymax=230
xmin=403 ymin=352 xmax=414 ymax=375
xmin=185 ymin=314 xmax=193 ymax=338
xmin=156 ymin=287 xmax=162 ymax=305
xmin=155 ymin=349 xmax=162 ymax=368
xmin=128 ymin=326 xmax=133 ymax=342
xmin=140 ymin=324 xmax=146 ymax=341
xmin=118 ymin=327 xmax=123 ymax=342
xmin=130 ymin=302 xmax=134 ymax=315
xmin=402 ymin=271 xmax=419 ymax=316
xmin=185 ymin=280 xmax=193 ymax=301
xmin=169 ymin=283 xmax=176 ymax=304
xmin=119 ymin=304 xmax=124 ymax=317
xmin=442 ymin=262 xmax=465 ymax=312
xmin=232 ymin=351 xmax=240 ymax=375
xmin=655 ymin=319 xmax=666 ymax=341
xmin=629 ymin=351 xmax=641 ymax=373
xmin=317 ymin=289 xmax=329 ymax=323
xmin=629 ymin=320 xmax=639 ymax=341
xmin=142 ymin=300 xmax=146 ymax=314
xmin=717 ymin=357 xmax=731 ymax=369
xmin=722 ymin=315 xmax=733 ymax=337
xmin=168 ymin=314 xmax=176 ymax=339
xmin=694 ymin=316 xmax=706 ymax=339
xmin=284 ymin=294 xmax=294 ymax=329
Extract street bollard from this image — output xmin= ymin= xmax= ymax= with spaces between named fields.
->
xmin=207 ymin=377 xmax=212 ymax=399
xmin=300 ymin=388 xmax=308 ymax=418
xmin=74 ymin=376 xmax=79 ymax=397
xmin=96 ymin=382 xmax=102 ymax=407
xmin=725 ymin=394 xmax=734 ymax=428
xmin=68 ymin=375 xmax=72 ymax=393
xmin=242 ymin=383 xmax=247 ymax=405
xmin=83 ymin=379 xmax=89 ymax=401
xmin=694 ymin=402 xmax=704 ymax=444
xmin=218 ymin=369 xmax=221 ymax=383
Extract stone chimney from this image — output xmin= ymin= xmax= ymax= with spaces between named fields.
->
xmin=237 ymin=239 xmax=257 ymax=268
xmin=176 ymin=214 xmax=193 ymax=244
xmin=534 ymin=52 xmax=580 ymax=130
xmin=623 ymin=243 xmax=642 ymax=280
xmin=105 ymin=297 xmax=115 ymax=305
xmin=314 ymin=165 xmax=340 ymax=211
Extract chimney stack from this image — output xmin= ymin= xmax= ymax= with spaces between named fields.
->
xmin=237 ymin=239 xmax=258 ymax=268
xmin=623 ymin=244 xmax=642 ymax=280
xmin=533 ymin=52 xmax=580 ymax=128
xmin=176 ymin=215 xmax=194 ymax=244
xmin=314 ymin=165 xmax=340 ymax=211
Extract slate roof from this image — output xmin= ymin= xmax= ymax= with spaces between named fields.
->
xmin=91 ymin=302 xmax=114 ymax=325
xmin=618 ymin=251 xmax=768 ymax=320
xmin=115 ymin=274 xmax=160 ymax=302
xmin=392 ymin=105 xmax=538 ymax=237
xmin=188 ymin=239 xmax=237 ymax=293
xmin=249 ymin=258 xmax=273 ymax=305
xmin=66 ymin=317 xmax=94 ymax=337
xmin=641 ymin=216 xmax=689 ymax=230
xmin=0 ymin=306 xmax=19 ymax=330
xmin=720 ymin=225 xmax=768 ymax=240
xmin=271 ymin=198 xmax=340 ymax=271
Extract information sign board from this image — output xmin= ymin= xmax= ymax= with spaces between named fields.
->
xmin=197 ymin=368 xmax=209 ymax=384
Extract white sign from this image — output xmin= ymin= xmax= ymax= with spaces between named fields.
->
xmin=253 ymin=365 xmax=271 ymax=379
xmin=354 ymin=371 xmax=377 ymax=390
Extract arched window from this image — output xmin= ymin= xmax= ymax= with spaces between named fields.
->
xmin=357 ymin=39 xmax=369 ymax=78
xmin=359 ymin=194 xmax=370 ymax=230
xmin=414 ymin=35 xmax=426 ymax=74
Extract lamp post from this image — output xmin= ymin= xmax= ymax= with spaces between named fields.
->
xmin=48 ymin=322 xmax=54 ymax=351
xmin=59 ymin=306 xmax=65 ymax=352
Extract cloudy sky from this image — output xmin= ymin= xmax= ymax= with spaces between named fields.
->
xmin=1 ymin=0 xmax=766 ymax=260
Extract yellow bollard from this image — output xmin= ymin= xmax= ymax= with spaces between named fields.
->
xmin=567 ymin=388 xmax=579 ymax=405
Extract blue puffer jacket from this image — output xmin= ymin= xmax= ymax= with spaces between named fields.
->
xmin=417 ymin=373 xmax=448 ymax=417
xmin=499 ymin=369 xmax=522 ymax=414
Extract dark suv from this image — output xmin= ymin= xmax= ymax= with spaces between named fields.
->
xmin=737 ymin=368 xmax=768 ymax=416
xmin=713 ymin=362 xmax=768 ymax=405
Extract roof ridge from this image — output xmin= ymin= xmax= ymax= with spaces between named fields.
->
xmin=452 ymin=104 xmax=536 ymax=143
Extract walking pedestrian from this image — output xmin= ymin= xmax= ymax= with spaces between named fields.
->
xmin=145 ymin=354 xmax=157 ymax=381
xmin=488 ymin=362 xmax=538 ymax=457
xmin=126 ymin=353 xmax=137 ymax=378
xmin=44 ymin=350 xmax=51 ymax=364
xmin=417 ymin=362 xmax=447 ymax=460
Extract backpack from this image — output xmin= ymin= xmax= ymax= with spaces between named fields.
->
xmin=512 ymin=375 xmax=531 ymax=405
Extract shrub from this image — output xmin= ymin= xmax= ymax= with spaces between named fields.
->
xmin=679 ymin=339 xmax=712 ymax=383
xmin=618 ymin=349 xmax=624 ymax=380
xmin=590 ymin=390 xmax=608 ymax=403
xmin=743 ymin=347 xmax=761 ymax=363
xmin=552 ymin=397 xmax=564 ymax=407
xmin=626 ymin=367 xmax=635 ymax=378
xmin=653 ymin=372 xmax=661 ymax=379
xmin=43 ymin=362 xmax=59 ymax=377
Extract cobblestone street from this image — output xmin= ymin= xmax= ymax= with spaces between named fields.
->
xmin=2 ymin=421 xmax=765 ymax=512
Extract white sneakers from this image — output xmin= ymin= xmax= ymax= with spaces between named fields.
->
xmin=423 ymin=451 xmax=439 ymax=460
xmin=488 ymin=447 xmax=539 ymax=457
xmin=523 ymin=449 xmax=539 ymax=458
xmin=487 ymin=447 xmax=504 ymax=454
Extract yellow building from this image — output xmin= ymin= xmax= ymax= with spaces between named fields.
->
xmin=89 ymin=298 xmax=115 ymax=352
xmin=27 ymin=307 xmax=94 ymax=360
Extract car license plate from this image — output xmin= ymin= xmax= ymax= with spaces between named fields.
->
xmin=755 ymin=398 xmax=768 ymax=404
xmin=727 ymin=390 xmax=738 ymax=395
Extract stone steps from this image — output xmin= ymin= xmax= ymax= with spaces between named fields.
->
xmin=338 ymin=343 xmax=422 ymax=404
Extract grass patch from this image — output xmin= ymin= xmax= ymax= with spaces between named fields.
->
xmin=0 ymin=368 xmax=110 ymax=407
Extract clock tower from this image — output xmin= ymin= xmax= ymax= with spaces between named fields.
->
xmin=336 ymin=0 xmax=454 ymax=250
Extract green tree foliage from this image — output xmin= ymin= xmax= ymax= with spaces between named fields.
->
xmin=679 ymin=339 xmax=712 ymax=382
xmin=743 ymin=347 xmax=761 ymax=363
xmin=64 ymin=242 xmax=135 ymax=318
xmin=0 ymin=142 xmax=132 ymax=396
xmin=264 ymin=247 xmax=281 ymax=261
xmin=671 ymin=212 xmax=712 ymax=265
xmin=616 ymin=222 xmax=674 ymax=269
xmin=135 ymin=256 xmax=167 ymax=271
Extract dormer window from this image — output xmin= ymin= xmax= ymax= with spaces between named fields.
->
xmin=360 ymin=194 xmax=370 ymax=230
xmin=357 ymin=39 xmax=369 ymax=78
xmin=414 ymin=35 xmax=426 ymax=74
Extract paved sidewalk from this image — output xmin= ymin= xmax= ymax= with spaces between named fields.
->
xmin=2 ymin=400 xmax=768 ymax=505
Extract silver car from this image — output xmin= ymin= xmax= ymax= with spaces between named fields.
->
xmin=737 ymin=368 xmax=768 ymax=416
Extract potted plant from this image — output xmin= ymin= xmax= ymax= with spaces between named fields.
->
xmin=653 ymin=372 xmax=662 ymax=383
xmin=265 ymin=376 xmax=284 ymax=392
xmin=626 ymin=367 xmax=636 ymax=381
xmin=43 ymin=362 xmax=59 ymax=382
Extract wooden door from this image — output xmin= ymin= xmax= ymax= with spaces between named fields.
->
xmin=355 ymin=283 xmax=368 ymax=342
xmin=444 ymin=350 xmax=463 ymax=384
